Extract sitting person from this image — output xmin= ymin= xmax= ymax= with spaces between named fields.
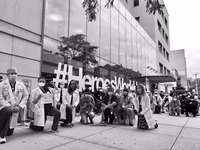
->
xmin=30 ymin=77 xmax=60 ymax=132
xmin=185 ymin=95 xmax=199 ymax=117
xmin=101 ymin=87 xmax=118 ymax=124
xmin=118 ymin=88 xmax=135 ymax=126
xmin=169 ymin=94 xmax=181 ymax=116
xmin=80 ymin=89 xmax=95 ymax=124
xmin=152 ymin=90 xmax=162 ymax=114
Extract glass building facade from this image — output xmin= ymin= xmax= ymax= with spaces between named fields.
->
xmin=42 ymin=0 xmax=156 ymax=91
xmin=0 ymin=0 xmax=157 ymax=91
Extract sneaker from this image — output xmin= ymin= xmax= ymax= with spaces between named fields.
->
xmin=52 ymin=129 xmax=59 ymax=133
xmin=129 ymin=123 xmax=134 ymax=126
xmin=89 ymin=119 xmax=94 ymax=124
xmin=60 ymin=123 xmax=67 ymax=127
xmin=0 ymin=137 xmax=6 ymax=144
xmin=66 ymin=123 xmax=72 ymax=128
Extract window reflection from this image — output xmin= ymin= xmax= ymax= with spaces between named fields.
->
xmin=45 ymin=0 xmax=69 ymax=39
xmin=111 ymin=8 xmax=119 ymax=64
xmin=126 ymin=22 xmax=132 ymax=69
xmin=119 ymin=14 xmax=126 ymax=67
xmin=100 ymin=0 xmax=110 ymax=61
xmin=69 ymin=0 xmax=86 ymax=36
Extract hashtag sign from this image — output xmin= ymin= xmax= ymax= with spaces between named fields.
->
xmin=53 ymin=62 xmax=67 ymax=87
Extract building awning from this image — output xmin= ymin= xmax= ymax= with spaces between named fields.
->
xmin=133 ymin=75 xmax=176 ymax=83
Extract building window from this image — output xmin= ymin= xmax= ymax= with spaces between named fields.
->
xmin=157 ymin=20 xmax=161 ymax=32
xmin=165 ymin=17 xmax=168 ymax=28
xmin=135 ymin=17 xmax=140 ymax=23
xmin=163 ymin=47 xmax=166 ymax=57
xmin=159 ymin=63 xmax=163 ymax=74
xmin=162 ymin=29 xmax=165 ymax=37
xmin=167 ymin=69 xmax=170 ymax=75
xmin=165 ymin=34 xmax=168 ymax=44
xmin=158 ymin=41 xmax=162 ymax=53
xmin=134 ymin=0 xmax=139 ymax=7
xmin=164 ymin=67 xmax=166 ymax=75
xmin=166 ymin=52 xmax=169 ymax=61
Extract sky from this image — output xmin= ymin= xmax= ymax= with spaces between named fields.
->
xmin=164 ymin=0 xmax=200 ymax=78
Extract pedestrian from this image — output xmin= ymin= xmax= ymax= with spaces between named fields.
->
xmin=118 ymin=88 xmax=135 ymax=126
xmin=94 ymin=88 xmax=105 ymax=115
xmin=0 ymin=68 xmax=28 ymax=144
xmin=152 ymin=90 xmax=162 ymax=114
xmin=80 ymin=88 xmax=95 ymax=124
xmin=60 ymin=80 xmax=80 ymax=127
xmin=29 ymin=76 xmax=60 ymax=132
xmin=168 ymin=94 xmax=181 ymax=116
xmin=56 ymin=82 xmax=66 ymax=110
xmin=185 ymin=95 xmax=199 ymax=117
xmin=134 ymin=84 xmax=158 ymax=130
xmin=101 ymin=87 xmax=118 ymax=124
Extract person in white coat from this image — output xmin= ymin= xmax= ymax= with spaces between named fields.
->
xmin=29 ymin=77 xmax=60 ymax=132
xmin=0 ymin=68 xmax=28 ymax=144
xmin=60 ymin=80 xmax=79 ymax=127
xmin=134 ymin=84 xmax=158 ymax=130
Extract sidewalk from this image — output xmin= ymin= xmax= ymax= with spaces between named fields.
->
xmin=1 ymin=113 xmax=200 ymax=150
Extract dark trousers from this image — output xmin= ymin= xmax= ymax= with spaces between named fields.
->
xmin=0 ymin=107 xmax=13 ymax=137
xmin=30 ymin=104 xmax=61 ymax=131
xmin=104 ymin=108 xmax=115 ymax=124
xmin=63 ymin=106 xmax=72 ymax=124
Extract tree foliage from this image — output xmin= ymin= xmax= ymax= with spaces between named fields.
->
xmin=145 ymin=0 xmax=165 ymax=15
xmin=82 ymin=0 xmax=165 ymax=22
xmin=57 ymin=34 xmax=98 ymax=66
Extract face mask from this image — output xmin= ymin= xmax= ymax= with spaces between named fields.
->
xmin=108 ymin=92 xmax=113 ymax=96
xmin=60 ymin=85 xmax=64 ymax=89
xmin=38 ymin=83 xmax=45 ymax=87
xmin=174 ymin=98 xmax=177 ymax=101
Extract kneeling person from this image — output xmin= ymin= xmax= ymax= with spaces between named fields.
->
xmin=118 ymin=88 xmax=135 ymax=126
xmin=0 ymin=68 xmax=28 ymax=144
xmin=80 ymin=89 xmax=95 ymax=124
xmin=169 ymin=95 xmax=181 ymax=116
xmin=30 ymin=77 xmax=60 ymax=132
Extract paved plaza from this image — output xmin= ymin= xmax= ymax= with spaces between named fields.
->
xmin=1 ymin=114 xmax=200 ymax=150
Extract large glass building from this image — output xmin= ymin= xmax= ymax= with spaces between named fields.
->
xmin=0 ymin=0 xmax=157 ymax=91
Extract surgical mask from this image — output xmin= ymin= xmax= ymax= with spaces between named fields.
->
xmin=60 ymin=84 xmax=64 ymax=89
xmin=174 ymin=98 xmax=177 ymax=101
xmin=38 ymin=83 xmax=45 ymax=87
xmin=108 ymin=92 xmax=113 ymax=96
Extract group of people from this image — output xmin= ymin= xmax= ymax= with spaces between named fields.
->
xmin=147 ymin=90 xmax=200 ymax=117
xmin=0 ymin=67 xmax=159 ymax=144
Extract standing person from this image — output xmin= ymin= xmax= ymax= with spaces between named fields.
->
xmin=118 ymin=88 xmax=135 ymax=126
xmin=60 ymin=80 xmax=80 ymax=127
xmin=0 ymin=68 xmax=28 ymax=144
xmin=80 ymin=88 xmax=95 ymax=124
xmin=101 ymin=87 xmax=118 ymax=124
xmin=168 ymin=94 xmax=181 ymax=116
xmin=30 ymin=77 xmax=60 ymax=132
xmin=134 ymin=84 xmax=158 ymax=130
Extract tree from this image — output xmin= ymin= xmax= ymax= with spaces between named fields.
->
xmin=82 ymin=0 xmax=165 ymax=22
xmin=57 ymin=34 xmax=99 ymax=75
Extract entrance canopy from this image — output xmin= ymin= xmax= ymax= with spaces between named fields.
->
xmin=133 ymin=75 xmax=176 ymax=83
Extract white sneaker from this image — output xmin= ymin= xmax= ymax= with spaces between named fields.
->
xmin=0 ymin=137 xmax=6 ymax=144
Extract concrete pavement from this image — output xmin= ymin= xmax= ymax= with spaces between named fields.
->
xmin=1 ymin=113 xmax=200 ymax=150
